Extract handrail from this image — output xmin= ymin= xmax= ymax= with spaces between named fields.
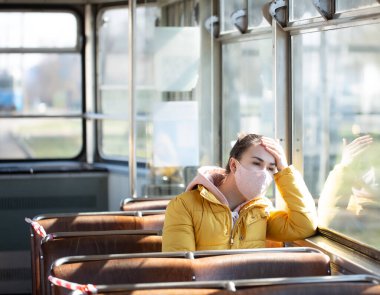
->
xmin=41 ymin=229 xmax=162 ymax=243
xmin=51 ymin=251 xmax=192 ymax=269
xmin=122 ymin=196 xmax=174 ymax=204
xmin=51 ymin=274 xmax=380 ymax=293
xmin=192 ymin=247 xmax=323 ymax=257
xmin=34 ymin=210 xmax=166 ymax=220
xmin=51 ymin=247 xmax=324 ymax=268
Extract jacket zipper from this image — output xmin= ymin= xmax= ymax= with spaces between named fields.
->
xmin=230 ymin=209 xmax=246 ymax=246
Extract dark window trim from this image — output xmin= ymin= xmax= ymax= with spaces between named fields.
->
xmin=318 ymin=227 xmax=380 ymax=261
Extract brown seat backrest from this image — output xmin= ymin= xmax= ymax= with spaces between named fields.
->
xmin=195 ymin=252 xmax=330 ymax=280
xmin=29 ymin=213 xmax=165 ymax=295
xmin=42 ymin=232 xmax=162 ymax=295
xmin=136 ymin=214 xmax=166 ymax=230
xmin=121 ymin=199 xmax=171 ymax=211
xmin=50 ymin=251 xmax=330 ymax=290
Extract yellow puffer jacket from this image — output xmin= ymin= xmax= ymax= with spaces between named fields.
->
xmin=162 ymin=165 xmax=317 ymax=252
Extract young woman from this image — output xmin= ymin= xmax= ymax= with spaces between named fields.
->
xmin=162 ymin=134 xmax=317 ymax=251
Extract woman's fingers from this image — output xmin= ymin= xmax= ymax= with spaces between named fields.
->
xmin=261 ymin=137 xmax=288 ymax=171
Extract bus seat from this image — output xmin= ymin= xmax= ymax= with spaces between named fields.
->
xmin=120 ymin=197 xmax=172 ymax=211
xmin=41 ymin=231 xmax=162 ymax=295
xmin=27 ymin=211 xmax=165 ymax=295
xmin=49 ymin=248 xmax=330 ymax=292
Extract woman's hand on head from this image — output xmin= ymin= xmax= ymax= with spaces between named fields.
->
xmin=260 ymin=137 xmax=288 ymax=172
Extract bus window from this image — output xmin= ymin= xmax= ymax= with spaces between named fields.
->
xmin=0 ymin=11 xmax=82 ymax=160
xmin=292 ymin=22 xmax=380 ymax=250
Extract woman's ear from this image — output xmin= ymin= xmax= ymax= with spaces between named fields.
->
xmin=229 ymin=158 xmax=237 ymax=173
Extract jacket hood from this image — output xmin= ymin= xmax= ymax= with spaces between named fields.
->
xmin=186 ymin=166 xmax=230 ymax=206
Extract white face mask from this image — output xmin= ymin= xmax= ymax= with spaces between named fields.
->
xmin=234 ymin=160 xmax=273 ymax=200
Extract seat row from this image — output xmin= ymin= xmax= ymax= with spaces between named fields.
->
xmin=26 ymin=197 xmax=380 ymax=295
xmin=27 ymin=209 xmax=166 ymax=295
xmin=49 ymin=274 xmax=380 ymax=295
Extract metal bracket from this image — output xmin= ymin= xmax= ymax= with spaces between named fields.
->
xmin=231 ymin=9 xmax=248 ymax=33
xmin=312 ymin=0 xmax=335 ymax=20
xmin=204 ymin=15 xmax=220 ymax=38
xmin=269 ymin=0 xmax=287 ymax=27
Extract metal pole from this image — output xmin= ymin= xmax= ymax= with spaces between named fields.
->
xmin=128 ymin=0 xmax=137 ymax=198
xmin=84 ymin=4 xmax=95 ymax=165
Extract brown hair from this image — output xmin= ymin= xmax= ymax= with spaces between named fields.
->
xmin=225 ymin=133 xmax=263 ymax=174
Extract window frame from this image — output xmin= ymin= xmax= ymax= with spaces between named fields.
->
xmin=0 ymin=5 xmax=86 ymax=162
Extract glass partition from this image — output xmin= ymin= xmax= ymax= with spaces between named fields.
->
xmin=97 ymin=1 xmax=206 ymax=196
xmin=135 ymin=1 xmax=201 ymax=196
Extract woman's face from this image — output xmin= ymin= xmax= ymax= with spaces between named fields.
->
xmin=238 ymin=143 xmax=277 ymax=175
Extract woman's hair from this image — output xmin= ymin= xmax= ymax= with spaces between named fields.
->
xmin=225 ymin=133 xmax=262 ymax=174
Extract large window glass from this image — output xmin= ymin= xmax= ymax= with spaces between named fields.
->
xmin=222 ymin=38 xmax=274 ymax=164
xmin=0 ymin=12 xmax=82 ymax=160
xmin=292 ymin=22 xmax=380 ymax=249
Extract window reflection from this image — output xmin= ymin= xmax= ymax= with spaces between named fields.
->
xmin=318 ymin=135 xmax=380 ymax=249
xmin=292 ymin=23 xmax=380 ymax=249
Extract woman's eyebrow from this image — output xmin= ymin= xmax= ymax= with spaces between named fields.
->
xmin=251 ymin=156 xmax=276 ymax=166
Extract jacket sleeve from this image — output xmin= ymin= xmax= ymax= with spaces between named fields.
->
xmin=266 ymin=165 xmax=318 ymax=241
xmin=162 ymin=195 xmax=196 ymax=252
